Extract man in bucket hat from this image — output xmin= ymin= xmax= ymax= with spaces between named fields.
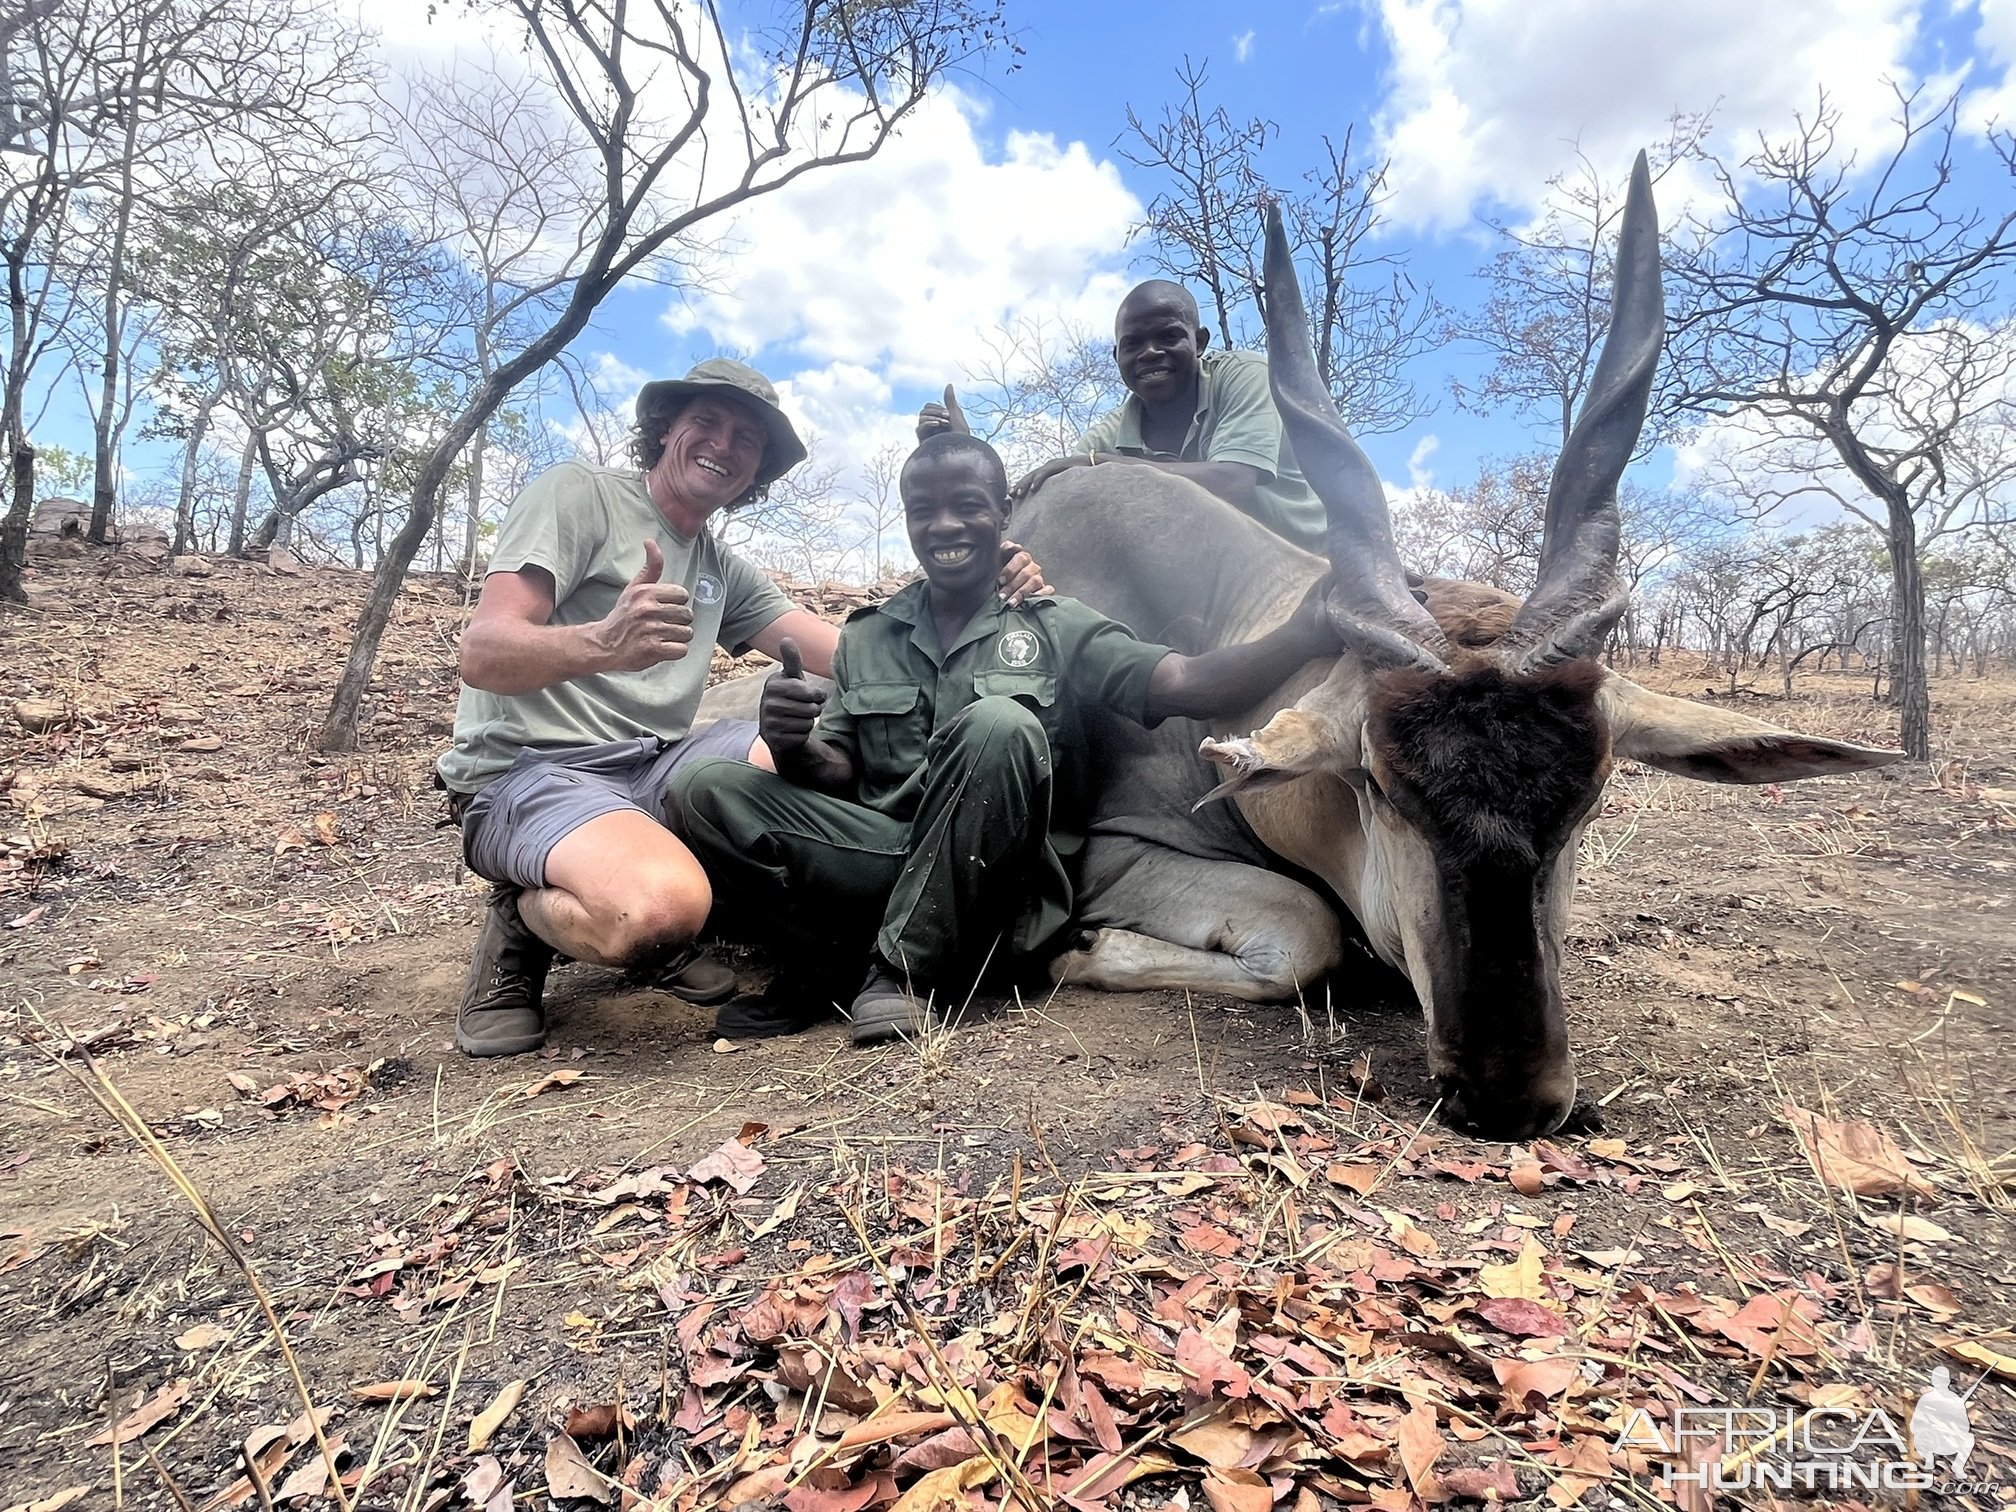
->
xmin=437 ymin=359 xmax=1045 ymax=1057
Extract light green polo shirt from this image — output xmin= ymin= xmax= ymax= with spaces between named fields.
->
xmin=1073 ymin=346 xmax=1324 ymax=550
xmin=437 ymin=462 xmax=792 ymax=792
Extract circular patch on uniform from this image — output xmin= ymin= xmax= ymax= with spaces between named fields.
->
xmin=693 ymin=574 xmax=723 ymax=605
xmin=998 ymin=628 xmax=1039 ymax=668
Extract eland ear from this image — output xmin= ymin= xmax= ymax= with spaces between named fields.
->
xmin=1195 ymin=708 xmax=1345 ymax=807
xmin=1599 ymin=676 xmax=1906 ymax=784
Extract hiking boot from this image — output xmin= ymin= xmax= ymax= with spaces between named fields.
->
xmin=455 ymin=887 xmax=554 ymax=1058
xmin=715 ymin=965 xmax=853 ymax=1040
xmin=629 ymin=945 xmax=738 ymax=1006
xmin=848 ymin=965 xmax=936 ymax=1046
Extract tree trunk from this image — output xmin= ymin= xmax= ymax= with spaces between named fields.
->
xmin=322 ymin=310 xmax=589 ymax=750
xmin=227 ymin=428 xmax=258 ymax=556
xmin=461 ymin=424 xmax=486 ymax=578
xmin=1885 ymin=503 xmax=1930 ymax=760
xmin=172 ymin=388 xmax=224 ymax=555
xmin=88 ymin=53 xmax=147 ymax=547
xmin=0 ymin=437 xmax=32 ymax=603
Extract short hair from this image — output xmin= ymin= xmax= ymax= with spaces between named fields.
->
xmin=1117 ymin=278 xmax=1201 ymax=329
xmin=627 ymin=390 xmax=767 ymax=511
xmin=903 ymin=431 xmax=1009 ymax=504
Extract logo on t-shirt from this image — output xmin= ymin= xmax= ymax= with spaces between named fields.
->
xmin=693 ymin=574 xmax=722 ymax=606
xmin=997 ymin=628 xmax=1040 ymax=668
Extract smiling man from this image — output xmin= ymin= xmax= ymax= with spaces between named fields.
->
xmin=1003 ymin=280 xmax=1325 ymax=549
xmin=668 ymin=432 xmax=1340 ymax=1045
xmin=437 ymin=361 xmax=1043 ymax=1058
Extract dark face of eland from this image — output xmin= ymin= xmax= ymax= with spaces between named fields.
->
xmin=1365 ymin=661 xmax=1610 ymax=1138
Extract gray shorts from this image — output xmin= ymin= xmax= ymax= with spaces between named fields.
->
xmin=460 ymin=723 xmax=759 ymax=888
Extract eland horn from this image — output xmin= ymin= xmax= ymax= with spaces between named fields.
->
xmin=1501 ymin=150 xmax=1664 ymax=671
xmin=1263 ymin=202 xmax=1448 ymax=671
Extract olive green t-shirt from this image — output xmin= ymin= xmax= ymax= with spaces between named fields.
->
xmin=437 ymin=462 xmax=792 ymax=792
xmin=814 ymin=582 xmax=1171 ymax=854
xmin=1073 ymin=346 xmax=1324 ymax=551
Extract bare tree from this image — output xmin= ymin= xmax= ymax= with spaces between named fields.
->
xmin=853 ymin=442 xmax=907 ymax=580
xmin=955 ymin=315 xmax=1124 ymax=477
xmin=317 ymin=0 xmax=1014 ymax=751
xmin=1669 ymin=86 xmax=2016 ymax=757
xmin=1448 ymin=117 xmax=1707 ymax=448
xmin=386 ymin=53 xmax=604 ymax=578
xmin=1119 ymin=59 xmax=1437 ymax=434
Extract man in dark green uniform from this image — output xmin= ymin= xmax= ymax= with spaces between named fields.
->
xmin=669 ymin=432 xmax=1339 ymax=1044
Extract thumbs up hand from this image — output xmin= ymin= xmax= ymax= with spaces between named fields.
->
xmin=589 ymin=539 xmax=693 ymax=671
xmin=760 ymin=635 xmax=826 ymax=753
xmin=916 ymin=384 xmax=973 ymax=442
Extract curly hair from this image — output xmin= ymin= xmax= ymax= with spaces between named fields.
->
xmin=629 ymin=391 xmax=769 ymax=511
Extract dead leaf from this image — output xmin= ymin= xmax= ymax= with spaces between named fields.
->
xmin=1784 ymin=1103 xmax=1935 ymax=1198
xmin=462 ymin=1456 xmax=513 ymax=1512
xmin=1396 ymin=1398 xmax=1446 ymax=1501
xmin=1934 ymin=1334 xmax=2016 ymax=1380
xmin=310 ymin=811 xmax=341 ymax=846
xmin=273 ymin=1435 xmax=346 ymax=1502
xmin=1493 ymin=1355 xmax=1581 ymax=1404
xmin=4 ymin=905 xmax=48 ymax=929
xmin=1479 ymin=1235 xmax=1547 ymax=1301
xmin=353 ymin=1379 xmax=438 ymax=1403
xmin=1442 ymin=1464 xmax=1521 ymax=1500
xmin=1472 ymin=1297 xmax=1568 ymax=1337
xmin=273 ymin=825 xmax=310 ymax=854
xmin=748 ymin=1183 xmax=803 ymax=1239
xmin=563 ymin=1400 xmax=635 ymax=1440
xmin=1 ymin=1489 xmax=91 ymax=1512
xmin=544 ymin=1433 xmax=610 ymax=1504
xmin=86 ymin=1378 xmax=191 ymax=1446
xmin=889 ymin=1456 xmax=991 ymax=1512
xmin=1860 ymin=1210 xmax=1955 ymax=1244
xmin=1200 ymin=1467 xmax=1273 ymax=1512
xmin=468 ymin=1379 xmax=526 ymax=1451
xmin=1905 ymin=1281 xmax=1962 ymax=1317
xmin=520 ymin=1067 xmax=583 ymax=1099
xmin=688 ymin=1136 xmax=765 ymax=1194
xmin=1509 ymin=1160 xmax=1545 ymax=1196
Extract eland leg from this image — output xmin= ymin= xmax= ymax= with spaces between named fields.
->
xmin=1051 ymin=839 xmax=1342 ymax=1002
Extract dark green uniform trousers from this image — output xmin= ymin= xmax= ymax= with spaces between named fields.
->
xmin=668 ymin=697 xmax=1074 ymax=985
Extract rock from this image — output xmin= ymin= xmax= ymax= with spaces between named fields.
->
xmin=12 ymin=697 xmax=70 ymax=732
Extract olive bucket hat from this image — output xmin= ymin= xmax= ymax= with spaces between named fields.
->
xmin=637 ymin=358 xmax=809 ymax=488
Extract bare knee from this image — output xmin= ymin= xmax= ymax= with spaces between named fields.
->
xmin=595 ymin=863 xmax=710 ymax=966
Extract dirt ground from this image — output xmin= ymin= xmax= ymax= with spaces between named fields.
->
xmin=1 ymin=549 xmax=2012 ymax=1512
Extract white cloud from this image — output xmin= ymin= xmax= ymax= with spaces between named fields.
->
xmin=659 ymin=88 xmax=1141 ymax=390
xmin=1407 ymin=432 xmax=1440 ymax=489
xmin=1235 ymin=29 xmax=1257 ymax=63
xmin=1963 ymin=0 xmax=2016 ymax=129
xmin=1368 ymin=0 xmax=1929 ymax=229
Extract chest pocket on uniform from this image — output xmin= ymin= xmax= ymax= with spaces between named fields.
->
xmin=973 ymin=669 xmax=1060 ymax=710
xmin=839 ymin=681 xmax=929 ymax=779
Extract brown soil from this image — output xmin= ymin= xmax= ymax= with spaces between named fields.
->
xmin=1 ymin=551 xmax=2012 ymax=1510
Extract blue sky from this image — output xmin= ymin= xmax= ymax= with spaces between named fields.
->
xmin=570 ymin=0 xmax=2016 ymax=502
xmin=39 ymin=0 xmax=2016 ymax=536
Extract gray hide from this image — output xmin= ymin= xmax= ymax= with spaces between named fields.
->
xmin=1010 ymin=468 xmax=1347 ymax=1001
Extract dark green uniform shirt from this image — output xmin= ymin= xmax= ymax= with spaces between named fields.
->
xmin=816 ymin=582 xmax=1172 ymax=854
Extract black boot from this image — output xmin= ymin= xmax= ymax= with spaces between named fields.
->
xmin=455 ymin=887 xmax=554 ymax=1057
xmin=715 ymin=964 xmax=854 ymax=1040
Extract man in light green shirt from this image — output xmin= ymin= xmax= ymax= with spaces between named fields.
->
xmin=440 ymin=359 xmax=1049 ymax=1058
xmin=1004 ymin=280 xmax=1325 ymax=550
